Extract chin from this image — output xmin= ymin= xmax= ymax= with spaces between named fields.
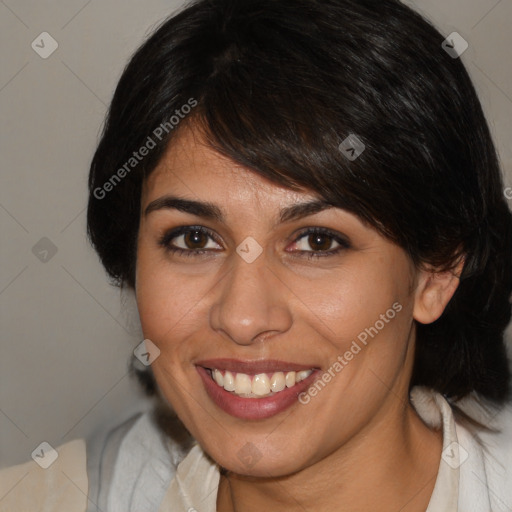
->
xmin=203 ymin=437 xmax=314 ymax=478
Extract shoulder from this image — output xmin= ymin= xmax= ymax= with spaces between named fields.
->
xmin=87 ymin=406 xmax=193 ymax=512
xmin=476 ymin=403 xmax=512 ymax=510
xmin=454 ymin=395 xmax=512 ymax=511
xmin=411 ymin=386 xmax=512 ymax=511
xmin=0 ymin=439 xmax=88 ymax=512
xmin=0 ymin=409 xmax=194 ymax=512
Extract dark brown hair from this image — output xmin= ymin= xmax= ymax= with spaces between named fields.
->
xmin=88 ymin=0 xmax=512 ymax=403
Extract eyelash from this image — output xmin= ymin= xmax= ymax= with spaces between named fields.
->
xmin=158 ymin=225 xmax=351 ymax=260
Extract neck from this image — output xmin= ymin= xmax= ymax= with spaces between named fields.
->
xmin=217 ymin=395 xmax=442 ymax=512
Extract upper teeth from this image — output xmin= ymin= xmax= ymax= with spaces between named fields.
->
xmin=211 ymin=369 xmax=313 ymax=397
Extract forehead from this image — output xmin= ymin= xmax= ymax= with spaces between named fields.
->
xmin=142 ymin=125 xmax=316 ymax=209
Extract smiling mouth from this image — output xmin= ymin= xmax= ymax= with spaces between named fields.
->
xmin=205 ymin=368 xmax=314 ymax=398
xmin=196 ymin=359 xmax=320 ymax=419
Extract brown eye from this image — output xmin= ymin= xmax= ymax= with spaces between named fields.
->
xmin=159 ymin=226 xmax=222 ymax=255
xmin=288 ymin=227 xmax=350 ymax=259
xmin=307 ymin=233 xmax=334 ymax=251
xmin=183 ymin=229 xmax=209 ymax=249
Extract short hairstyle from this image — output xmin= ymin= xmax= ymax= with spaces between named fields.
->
xmin=87 ymin=0 xmax=512 ymax=404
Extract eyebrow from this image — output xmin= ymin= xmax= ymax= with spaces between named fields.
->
xmin=144 ymin=195 xmax=334 ymax=224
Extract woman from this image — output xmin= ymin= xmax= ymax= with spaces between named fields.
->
xmin=1 ymin=0 xmax=511 ymax=510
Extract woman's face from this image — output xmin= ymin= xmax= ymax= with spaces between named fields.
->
xmin=136 ymin=126 xmax=421 ymax=477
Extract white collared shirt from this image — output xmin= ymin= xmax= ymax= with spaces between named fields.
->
xmin=1 ymin=387 xmax=511 ymax=511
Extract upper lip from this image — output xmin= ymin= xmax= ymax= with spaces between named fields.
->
xmin=196 ymin=358 xmax=318 ymax=374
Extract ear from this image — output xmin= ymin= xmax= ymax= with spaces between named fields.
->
xmin=413 ymin=258 xmax=465 ymax=324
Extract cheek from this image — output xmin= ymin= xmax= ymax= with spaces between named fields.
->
xmin=135 ymin=242 xmax=220 ymax=358
xmin=291 ymin=257 xmax=408 ymax=352
xmin=137 ymin=275 xmax=197 ymax=344
xmin=135 ymin=243 xmax=187 ymax=342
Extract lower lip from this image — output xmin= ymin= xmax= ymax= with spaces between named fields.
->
xmin=196 ymin=366 xmax=319 ymax=420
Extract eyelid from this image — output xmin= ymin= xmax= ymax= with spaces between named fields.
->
xmin=158 ymin=225 xmax=351 ymax=258
xmin=158 ymin=225 xmax=223 ymax=251
xmin=289 ymin=226 xmax=351 ymax=250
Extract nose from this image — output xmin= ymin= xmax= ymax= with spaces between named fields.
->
xmin=209 ymin=254 xmax=293 ymax=346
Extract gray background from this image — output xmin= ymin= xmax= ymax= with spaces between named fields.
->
xmin=1 ymin=0 xmax=511 ymax=468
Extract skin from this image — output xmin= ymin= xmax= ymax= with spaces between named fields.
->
xmin=135 ymin=125 xmax=461 ymax=511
